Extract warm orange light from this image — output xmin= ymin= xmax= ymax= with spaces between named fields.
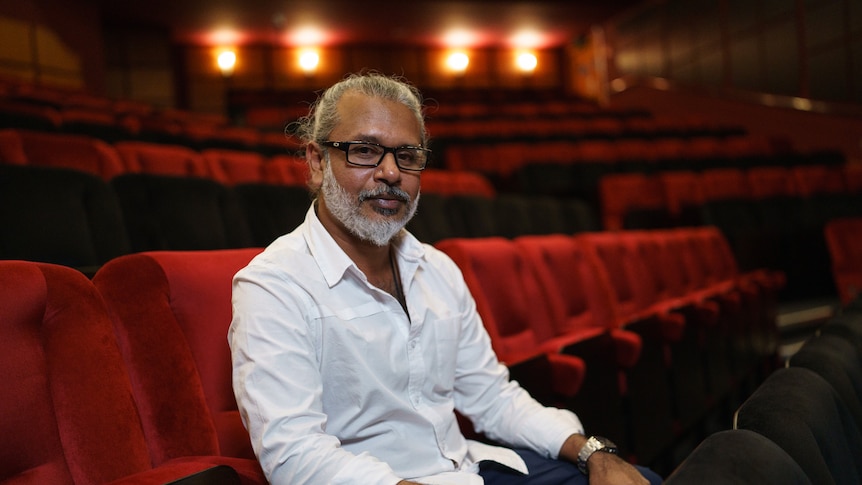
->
xmin=216 ymin=49 xmax=237 ymax=77
xmin=298 ymin=48 xmax=320 ymax=74
xmin=443 ymin=29 xmax=475 ymax=47
xmin=510 ymin=30 xmax=543 ymax=48
xmin=446 ymin=51 xmax=470 ymax=73
xmin=291 ymin=26 xmax=326 ymax=46
xmin=516 ymin=51 xmax=538 ymax=73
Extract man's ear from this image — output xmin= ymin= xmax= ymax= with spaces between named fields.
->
xmin=306 ymin=142 xmax=325 ymax=190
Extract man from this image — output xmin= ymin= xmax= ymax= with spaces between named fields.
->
xmin=229 ymin=73 xmax=662 ymax=485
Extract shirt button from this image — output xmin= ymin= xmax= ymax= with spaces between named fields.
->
xmin=410 ymin=340 xmax=417 ymax=350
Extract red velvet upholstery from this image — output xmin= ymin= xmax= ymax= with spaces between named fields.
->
xmin=434 ymin=237 xmax=585 ymax=399
xmin=0 ymin=129 xmax=125 ymax=179
xmin=202 ymin=149 xmax=267 ymax=185
xmin=700 ymin=168 xmax=750 ymax=201
xmin=598 ymin=173 xmax=664 ymax=230
xmin=792 ymin=164 xmax=847 ymax=197
xmin=114 ymin=141 xmax=208 ymax=178
xmin=514 ymin=234 xmax=640 ymax=366
xmin=825 ymin=217 xmax=862 ymax=306
xmin=0 ymin=128 xmax=27 ymax=164
xmin=0 ymin=260 xmax=240 ymax=485
xmin=436 ymin=237 xmax=551 ymax=364
xmin=264 ymin=154 xmax=308 ymax=186
xmin=93 ymin=249 xmax=264 ymax=466
xmin=747 ymin=166 xmax=797 ymax=199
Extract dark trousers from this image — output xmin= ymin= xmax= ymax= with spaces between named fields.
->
xmin=479 ymin=449 xmax=663 ymax=485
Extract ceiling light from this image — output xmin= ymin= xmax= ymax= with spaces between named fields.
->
xmin=446 ymin=51 xmax=470 ymax=73
xmin=516 ymin=52 xmax=538 ymax=72
xmin=299 ymin=49 xmax=320 ymax=74
xmin=216 ymin=49 xmax=237 ymax=77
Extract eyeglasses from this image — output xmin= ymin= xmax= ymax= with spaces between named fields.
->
xmin=321 ymin=141 xmax=430 ymax=172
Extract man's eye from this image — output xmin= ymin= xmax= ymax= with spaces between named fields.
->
xmin=352 ymin=145 xmax=380 ymax=156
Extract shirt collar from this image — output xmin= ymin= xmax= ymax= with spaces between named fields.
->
xmin=302 ymin=202 xmax=427 ymax=288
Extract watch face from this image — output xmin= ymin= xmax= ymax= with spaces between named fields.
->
xmin=593 ymin=436 xmax=616 ymax=449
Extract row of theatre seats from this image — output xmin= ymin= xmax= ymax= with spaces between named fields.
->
xmin=665 ymin=302 xmax=862 ymax=484
xmin=0 ymin=225 xmax=783 ymax=484
xmin=0 ymin=78 xmax=300 ymax=153
xmin=446 ymin=135 xmax=844 ymax=200
xmin=436 ymin=228 xmax=785 ymax=475
xmin=426 ymin=111 xmax=743 ymax=142
xmin=0 ymin=155 xmax=595 ymax=275
xmin=600 ymin=164 xmax=862 ymax=231
xmin=599 ymin=165 xmax=862 ymax=301
xmin=0 ymin=128 xmax=308 ymax=185
xmin=0 ymin=127 xmax=604 ymax=275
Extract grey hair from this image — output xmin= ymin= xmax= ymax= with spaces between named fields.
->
xmin=295 ymin=72 xmax=428 ymax=147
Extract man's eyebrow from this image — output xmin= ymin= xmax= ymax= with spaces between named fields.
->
xmin=347 ymin=134 xmax=382 ymax=143
xmin=347 ymin=134 xmax=422 ymax=146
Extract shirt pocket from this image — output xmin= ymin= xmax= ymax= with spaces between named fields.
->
xmin=429 ymin=316 xmax=462 ymax=394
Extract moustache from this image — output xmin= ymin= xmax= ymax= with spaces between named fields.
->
xmin=358 ymin=185 xmax=411 ymax=203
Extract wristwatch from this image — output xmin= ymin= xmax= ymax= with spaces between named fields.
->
xmin=577 ymin=435 xmax=619 ymax=475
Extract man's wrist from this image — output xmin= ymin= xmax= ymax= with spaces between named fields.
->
xmin=576 ymin=436 xmax=619 ymax=475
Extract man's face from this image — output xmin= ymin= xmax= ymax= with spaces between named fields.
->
xmin=310 ymin=92 xmax=422 ymax=246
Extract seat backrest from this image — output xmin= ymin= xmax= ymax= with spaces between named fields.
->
xmin=4 ymin=129 xmax=125 ymax=179
xmin=824 ymin=217 xmax=862 ymax=305
xmin=446 ymin=194 xmax=497 ymax=239
xmin=664 ymin=429 xmax=812 ymax=485
xmin=111 ymin=173 xmax=253 ymax=252
xmin=435 ymin=237 xmax=551 ymax=365
xmin=747 ymin=166 xmax=797 ymax=199
xmin=578 ymin=232 xmax=650 ymax=322
xmin=115 ymin=141 xmax=208 ymax=178
xmin=734 ymin=367 xmax=862 ymax=485
xmin=515 ymin=234 xmax=618 ymax=342
xmin=0 ymin=261 xmax=154 ymax=484
xmin=264 ymin=154 xmax=308 ymax=186
xmin=233 ymin=183 xmax=311 ymax=247
xmin=202 ymin=149 xmax=267 ymax=185
xmin=404 ymin=192 xmax=455 ymax=244
xmin=792 ymin=164 xmax=847 ymax=197
xmin=598 ymin=173 xmax=665 ymax=230
xmin=789 ymin=334 xmax=862 ymax=434
xmin=0 ymin=128 xmax=28 ymax=164
xmin=0 ymin=164 xmax=131 ymax=273
xmin=657 ymin=170 xmax=704 ymax=218
xmin=450 ymin=171 xmax=495 ymax=198
xmin=93 ymin=249 xmax=264 ymax=463
xmin=700 ymin=168 xmax=749 ymax=201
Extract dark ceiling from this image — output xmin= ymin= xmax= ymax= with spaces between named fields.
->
xmin=97 ymin=0 xmax=644 ymax=48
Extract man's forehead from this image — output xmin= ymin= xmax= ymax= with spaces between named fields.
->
xmin=331 ymin=93 xmax=422 ymax=142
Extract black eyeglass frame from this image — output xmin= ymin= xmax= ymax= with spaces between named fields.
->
xmin=321 ymin=141 xmax=431 ymax=172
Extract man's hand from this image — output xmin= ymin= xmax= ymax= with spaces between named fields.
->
xmin=558 ymin=434 xmax=648 ymax=485
xmin=582 ymin=451 xmax=648 ymax=485
xmin=397 ymin=481 xmax=423 ymax=485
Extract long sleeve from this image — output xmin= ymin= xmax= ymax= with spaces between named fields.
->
xmin=230 ymin=261 xmax=403 ymax=485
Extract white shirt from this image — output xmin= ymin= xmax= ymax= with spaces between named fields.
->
xmin=229 ymin=205 xmax=583 ymax=484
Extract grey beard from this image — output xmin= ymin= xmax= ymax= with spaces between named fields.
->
xmin=321 ymin=157 xmax=419 ymax=246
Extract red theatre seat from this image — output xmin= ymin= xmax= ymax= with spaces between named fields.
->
xmin=825 ymin=218 xmax=862 ymax=306
xmin=747 ymin=166 xmax=797 ymax=199
xmin=202 ymin=149 xmax=267 ymax=185
xmin=264 ymin=154 xmax=308 ymax=186
xmin=0 ymin=260 xmax=262 ymax=485
xmin=435 ymin=237 xmax=651 ymax=449
xmin=0 ymin=128 xmax=125 ymax=179
xmin=93 ymin=249 xmax=267 ymax=484
xmin=700 ymin=168 xmax=750 ymax=201
xmin=115 ymin=141 xmax=209 ymax=178
xmin=434 ymin=237 xmax=585 ymax=404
